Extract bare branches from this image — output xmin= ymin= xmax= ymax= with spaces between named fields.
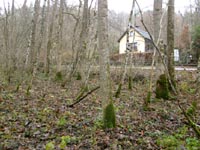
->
xmin=135 ymin=0 xmax=177 ymax=95
xmin=136 ymin=0 xmax=200 ymax=138
xmin=63 ymin=12 xmax=78 ymax=21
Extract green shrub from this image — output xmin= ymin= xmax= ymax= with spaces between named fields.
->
xmin=59 ymin=136 xmax=71 ymax=149
xmin=156 ymin=126 xmax=200 ymax=149
xmin=45 ymin=141 xmax=55 ymax=150
xmin=57 ymin=116 xmax=67 ymax=127
xmin=157 ymin=135 xmax=180 ymax=148
xmin=186 ymin=137 xmax=200 ymax=150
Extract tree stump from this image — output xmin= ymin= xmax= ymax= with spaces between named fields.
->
xmin=156 ymin=74 xmax=169 ymax=99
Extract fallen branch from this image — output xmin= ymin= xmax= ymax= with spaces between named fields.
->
xmin=67 ymin=86 xmax=100 ymax=107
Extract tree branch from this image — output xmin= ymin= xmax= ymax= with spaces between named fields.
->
xmin=178 ymin=101 xmax=200 ymax=138
xmin=67 ymin=86 xmax=100 ymax=107
xmin=63 ymin=12 xmax=78 ymax=21
xmin=135 ymin=0 xmax=177 ymax=95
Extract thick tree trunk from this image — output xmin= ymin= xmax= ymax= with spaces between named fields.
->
xmin=167 ymin=0 xmax=176 ymax=88
xmin=25 ymin=0 xmax=40 ymax=72
xmin=56 ymin=0 xmax=64 ymax=77
xmin=24 ymin=0 xmax=40 ymax=95
xmin=77 ymin=0 xmax=89 ymax=86
xmin=154 ymin=0 xmax=163 ymax=75
xmin=37 ymin=0 xmax=47 ymax=69
xmin=98 ymin=0 xmax=116 ymax=128
xmin=45 ymin=0 xmax=58 ymax=74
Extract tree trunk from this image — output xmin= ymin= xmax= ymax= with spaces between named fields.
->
xmin=61 ymin=1 xmax=82 ymax=87
xmin=154 ymin=0 xmax=163 ymax=75
xmin=10 ymin=0 xmax=17 ymax=70
xmin=98 ymin=0 xmax=116 ymax=128
xmin=146 ymin=0 xmax=163 ymax=107
xmin=77 ymin=0 xmax=89 ymax=86
xmin=56 ymin=0 xmax=64 ymax=78
xmin=37 ymin=0 xmax=47 ymax=70
xmin=167 ymin=0 xmax=176 ymax=88
xmin=153 ymin=0 xmax=162 ymax=44
xmin=115 ymin=0 xmax=135 ymax=97
xmin=45 ymin=0 xmax=58 ymax=75
xmin=25 ymin=0 xmax=40 ymax=72
xmin=2 ymin=7 xmax=9 ymax=75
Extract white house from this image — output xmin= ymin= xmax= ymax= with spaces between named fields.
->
xmin=118 ymin=27 xmax=153 ymax=54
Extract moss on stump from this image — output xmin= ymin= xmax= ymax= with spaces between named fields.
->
xmin=128 ymin=76 xmax=132 ymax=90
xmin=115 ymin=83 xmax=122 ymax=98
xmin=55 ymin=71 xmax=63 ymax=81
xmin=156 ymin=74 xmax=169 ymax=100
xmin=103 ymin=101 xmax=116 ymax=128
xmin=76 ymin=72 xmax=82 ymax=80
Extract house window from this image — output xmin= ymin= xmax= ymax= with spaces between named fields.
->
xmin=129 ymin=31 xmax=134 ymax=37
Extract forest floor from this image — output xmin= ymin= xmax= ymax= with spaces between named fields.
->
xmin=0 ymin=69 xmax=200 ymax=150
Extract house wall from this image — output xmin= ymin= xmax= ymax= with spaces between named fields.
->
xmin=145 ymin=39 xmax=154 ymax=52
xmin=119 ymin=29 xmax=145 ymax=54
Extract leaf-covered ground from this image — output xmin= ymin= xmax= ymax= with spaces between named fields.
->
xmin=0 ymin=69 xmax=199 ymax=149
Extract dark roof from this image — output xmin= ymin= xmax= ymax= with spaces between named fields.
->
xmin=118 ymin=27 xmax=151 ymax=42
xmin=134 ymin=28 xmax=150 ymax=40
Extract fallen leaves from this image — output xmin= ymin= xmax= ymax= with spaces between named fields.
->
xmin=0 ymin=71 xmax=199 ymax=149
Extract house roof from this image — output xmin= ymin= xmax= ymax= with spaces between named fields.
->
xmin=118 ymin=27 xmax=151 ymax=42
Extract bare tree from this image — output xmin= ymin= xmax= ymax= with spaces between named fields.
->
xmin=115 ymin=0 xmax=135 ymax=98
xmin=61 ymin=1 xmax=83 ymax=86
xmin=154 ymin=0 xmax=164 ymax=75
xmin=76 ymin=0 xmax=89 ymax=87
xmin=10 ymin=0 xmax=17 ymax=70
xmin=167 ymin=0 xmax=176 ymax=87
xmin=2 ymin=4 xmax=10 ymax=81
xmin=25 ymin=0 xmax=40 ymax=72
xmin=98 ymin=0 xmax=116 ymax=128
xmin=145 ymin=0 xmax=163 ymax=107
xmin=37 ymin=0 xmax=47 ymax=69
xmin=55 ymin=0 xmax=64 ymax=78
xmin=25 ymin=0 xmax=40 ymax=95
xmin=45 ymin=0 xmax=58 ymax=74
xmin=153 ymin=0 xmax=163 ymax=43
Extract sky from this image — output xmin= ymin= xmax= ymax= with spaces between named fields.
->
xmin=0 ymin=0 xmax=195 ymax=14
xmin=108 ymin=0 xmax=194 ymax=13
